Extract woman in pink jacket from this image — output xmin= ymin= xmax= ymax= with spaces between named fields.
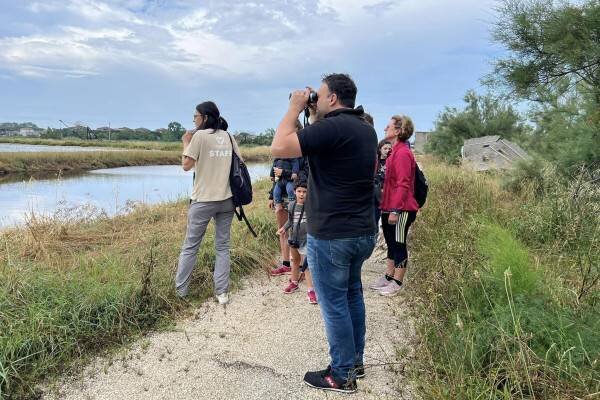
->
xmin=370 ymin=115 xmax=419 ymax=297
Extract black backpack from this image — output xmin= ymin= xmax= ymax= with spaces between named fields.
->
xmin=414 ymin=163 xmax=428 ymax=208
xmin=227 ymin=134 xmax=257 ymax=237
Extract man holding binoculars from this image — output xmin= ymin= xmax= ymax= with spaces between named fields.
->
xmin=271 ymin=73 xmax=378 ymax=393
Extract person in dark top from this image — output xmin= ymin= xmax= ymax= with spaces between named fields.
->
xmin=271 ymin=73 xmax=377 ymax=393
xmin=374 ymin=139 xmax=392 ymax=228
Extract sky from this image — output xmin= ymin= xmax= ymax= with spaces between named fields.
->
xmin=0 ymin=0 xmax=503 ymax=135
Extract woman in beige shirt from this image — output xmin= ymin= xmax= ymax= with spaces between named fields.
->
xmin=176 ymin=101 xmax=241 ymax=305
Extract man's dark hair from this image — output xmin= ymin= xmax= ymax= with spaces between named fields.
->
xmin=322 ymin=73 xmax=357 ymax=108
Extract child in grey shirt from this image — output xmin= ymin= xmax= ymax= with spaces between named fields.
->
xmin=277 ymin=181 xmax=317 ymax=304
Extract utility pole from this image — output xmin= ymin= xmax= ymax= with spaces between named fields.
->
xmin=109 ymin=122 xmax=111 ymax=141
xmin=58 ymin=119 xmax=67 ymax=139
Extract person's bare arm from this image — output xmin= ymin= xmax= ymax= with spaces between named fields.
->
xmin=181 ymin=131 xmax=196 ymax=171
xmin=271 ymin=89 xmax=308 ymax=158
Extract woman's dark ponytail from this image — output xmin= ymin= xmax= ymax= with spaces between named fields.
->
xmin=195 ymin=101 xmax=228 ymax=132
xmin=218 ymin=116 xmax=228 ymax=131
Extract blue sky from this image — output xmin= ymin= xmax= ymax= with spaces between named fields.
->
xmin=0 ymin=0 xmax=502 ymax=135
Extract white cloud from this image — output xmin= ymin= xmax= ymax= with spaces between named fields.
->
xmin=1 ymin=0 xmax=333 ymax=80
xmin=65 ymin=0 xmax=145 ymax=24
xmin=27 ymin=2 xmax=63 ymax=13
xmin=1 ymin=0 xmax=495 ymax=83
xmin=61 ymin=26 xmax=138 ymax=42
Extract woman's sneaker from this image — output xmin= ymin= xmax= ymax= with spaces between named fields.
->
xmin=270 ymin=264 xmax=292 ymax=276
xmin=283 ymin=281 xmax=299 ymax=294
xmin=303 ymin=369 xmax=357 ymax=393
xmin=307 ymin=290 xmax=318 ymax=304
xmin=369 ymin=275 xmax=391 ymax=290
xmin=216 ymin=292 xmax=229 ymax=305
xmin=379 ymin=280 xmax=403 ymax=296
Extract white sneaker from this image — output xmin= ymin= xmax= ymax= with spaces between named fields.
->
xmin=216 ymin=292 xmax=229 ymax=305
xmin=379 ymin=281 xmax=403 ymax=297
xmin=369 ymin=276 xmax=391 ymax=290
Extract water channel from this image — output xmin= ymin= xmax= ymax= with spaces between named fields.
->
xmin=0 ymin=144 xmax=271 ymax=228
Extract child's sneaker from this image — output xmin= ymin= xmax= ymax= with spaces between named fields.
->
xmin=270 ymin=264 xmax=291 ymax=276
xmin=283 ymin=281 xmax=299 ymax=294
xmin=307 ymin=290 xmax=317 ymax=304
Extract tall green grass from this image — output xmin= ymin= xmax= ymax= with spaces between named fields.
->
xmin=0 ymin=180 xmax=278 ymax=399
xmin=409 ymin=157 xmax=599 ymax=399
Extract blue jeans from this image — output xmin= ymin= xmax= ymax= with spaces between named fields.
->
xmin=307 ymin=233 xmax=376 ymax=382
xmin=273 ymin=180 xmax=295 ymax=204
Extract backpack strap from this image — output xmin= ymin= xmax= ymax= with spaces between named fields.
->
xmin=233 ymin=206 xmax=257 ymax=238
xmin=226 ymin=133 xmax=257 ymax=237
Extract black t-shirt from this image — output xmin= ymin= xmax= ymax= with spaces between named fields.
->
xmin=297 ymin=108 xmax=377 ymax=239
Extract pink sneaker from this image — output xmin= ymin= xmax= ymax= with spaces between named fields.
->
xmin=270 ymin=265 xmax=292 ymax=276
xmin=307 ymin=290 xmax=318 ymax=304
xmin=283 ymin=281 xmax=299 ymax=294
xmin=379 ymin=280 xmax=403 ymax=297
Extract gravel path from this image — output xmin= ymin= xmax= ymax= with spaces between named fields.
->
xmin=44 ymin=253 xmax=417 ymax=400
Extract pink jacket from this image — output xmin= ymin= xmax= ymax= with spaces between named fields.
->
xmin=380 ymin=142 xmax=419 ymax=212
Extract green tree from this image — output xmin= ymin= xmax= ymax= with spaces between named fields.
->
xmin=163 ymin=121 xmax=185 ymax=141
xmin=491 ymin=0 xmax=600 ymax=103
xmin=490 ymin=0 xmax=600 ymax=170
xmin=425 ymin=90 xmax=529 ymax=163
xmin=528 ymin=88 xmax=599 ymax=171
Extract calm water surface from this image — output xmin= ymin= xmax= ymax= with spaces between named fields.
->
xmin=0 ymin=164 xmax=271 ymax=228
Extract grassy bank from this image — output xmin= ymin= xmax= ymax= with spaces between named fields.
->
xmin=0 ymin=151 xmax=180 ymax=174
xmin=0 ymin=180 xmax=278 ymax=399
xmin=0 ymin=137 xmax=180 ymax=151
xmin=408 ymin=157 xmax=599 ymax=398
xmin=0 ymin=147 xmax=271 ymax=174
xmin=0 ymin=137 xmax=272 ymax=162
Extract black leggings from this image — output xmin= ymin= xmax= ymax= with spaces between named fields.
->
xmin=382 ymin=211 xmax=416 ymax=268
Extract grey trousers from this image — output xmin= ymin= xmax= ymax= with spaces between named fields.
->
xmin=175 ymin=198 xmax=234 ymax=297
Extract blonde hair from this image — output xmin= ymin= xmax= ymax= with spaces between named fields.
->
xmin=391 ymin=115 xmax=414 ymax=142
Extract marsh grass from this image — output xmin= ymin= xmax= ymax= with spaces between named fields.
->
xmin=0 ymin=151 xmax=180 ymax=174
xmin=0 ymin=179 xmax=278 ymax=399
xmin=0 ymin=137 xmax=182 ymax=151
xmin=408 ymin=156 xmax=599 ymax=399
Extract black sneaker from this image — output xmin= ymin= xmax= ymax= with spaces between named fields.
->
xmin=314 ymin=364 xmax=365 ymax=379
xmin=354 ymin=364 xmax=365 ymax=379
xmin=303 ymin=369 xmax=357 ymax=393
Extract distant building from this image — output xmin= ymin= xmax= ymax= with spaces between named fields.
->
xmin=413 ymin=131 xmax=430 ymax=154
xmin=19 ymin=128 xmax=38 ymax=137
xmin=461 ymin=135 xmax=529 ymax=171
